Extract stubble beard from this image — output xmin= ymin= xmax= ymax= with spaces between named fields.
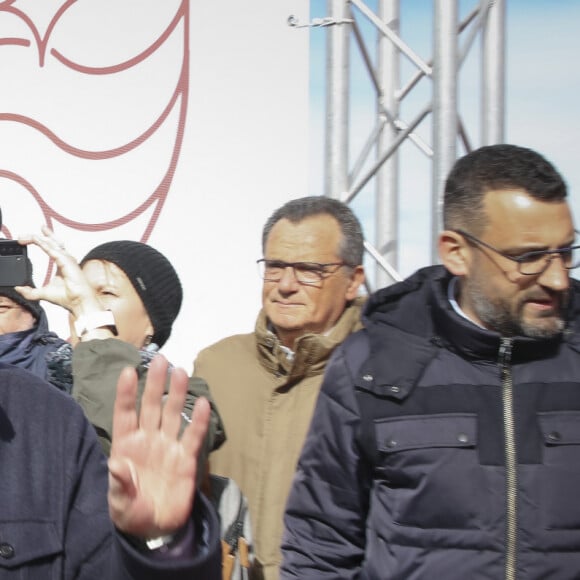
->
xmin=466 ymin=281 xmax=566 ymax=339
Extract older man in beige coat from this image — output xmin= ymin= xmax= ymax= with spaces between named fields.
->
xmin=193 ymin=196 xmax=366 ymax=580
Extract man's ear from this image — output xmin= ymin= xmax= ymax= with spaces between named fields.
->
xmin=439 ymin=230 xmax=470 ymax=276
xmin=345 ymin=265 xmax=365 ymax=300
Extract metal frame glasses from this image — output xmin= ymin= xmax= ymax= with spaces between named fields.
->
xmin=455 ymin=229 xmax=580 ymax=275
xmin=256 ymin=259 xmax=348 ymax=285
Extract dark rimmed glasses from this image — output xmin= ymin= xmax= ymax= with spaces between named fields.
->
xmin=455 ymin=229 xmax=580 ymax=275
xmin=256 ymin=259 xmax=348 ymax=285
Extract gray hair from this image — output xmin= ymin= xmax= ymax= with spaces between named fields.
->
xmin=262 ymin=196 xmax=364 ymax=266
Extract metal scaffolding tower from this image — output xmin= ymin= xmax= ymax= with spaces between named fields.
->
xmin=303 ymin=0 xmax=506 ymax=289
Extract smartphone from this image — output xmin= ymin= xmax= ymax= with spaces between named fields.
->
xmin=0 ymin=240 xmax=30 ymax=286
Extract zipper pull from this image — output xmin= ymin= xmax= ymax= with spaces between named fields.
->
xmin=498 ymin=337 xmax=513 ymax=377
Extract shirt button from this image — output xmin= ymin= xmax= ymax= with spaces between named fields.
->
xmin=386 ymin=439 xmax=398 ymax=448
xmin=362 ymin=374 xmax=373 ymax=382
xmin=457 ymin=433 xmax=469 ymax=444
xmin=546 ymin=431 xmax=562 ymax=442
xmin=0 ymin=543 xmax=14 ymax=559
xmin=390 ymin=385 xmax=400 ymax=394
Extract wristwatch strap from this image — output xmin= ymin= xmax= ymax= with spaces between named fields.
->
xmin=74 ymin=310 xmax=118 ymax=337
xmin=145 ymin=534 xmax=176 ymax=551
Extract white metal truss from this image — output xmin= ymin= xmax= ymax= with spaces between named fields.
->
xmin=292 ymin=0 xmax=505 ymax=290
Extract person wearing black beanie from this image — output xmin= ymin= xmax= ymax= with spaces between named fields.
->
xmin=16 ymin=228 xmax=225 ymax=465
xmin=80 ymin=240 xmax=183 ymax=348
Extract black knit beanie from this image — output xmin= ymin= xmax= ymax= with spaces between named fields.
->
xmin=0 ymin=257 xmax=42 ymax=321
xmin=80 ymin=241 xmax=183 ymax=347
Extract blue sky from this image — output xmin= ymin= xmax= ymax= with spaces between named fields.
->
xmin=308 ymin=0 xmax=580 ymax=283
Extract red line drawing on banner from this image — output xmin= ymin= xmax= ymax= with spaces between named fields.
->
xmin=0 ymin=1 xmax=190 ymax=284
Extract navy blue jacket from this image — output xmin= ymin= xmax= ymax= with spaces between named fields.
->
xmin=282 ymin=265 xmax=580 ymax=579
xmin=0 ymin=307 xmax=65 ymax=384
xmin=0 ymin=363 xmax=220 ymax=579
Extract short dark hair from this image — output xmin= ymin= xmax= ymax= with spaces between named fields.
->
xmin=262 ymin=196 xmax=364 ymax=266
xmin=443 ymin=144 xmax=568 ymax=234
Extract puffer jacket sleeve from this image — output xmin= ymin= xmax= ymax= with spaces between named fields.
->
xmin=71 ymin=339 xmax=226 ymax=466
xmin=280 ymin=340 xmax=371 ymax=579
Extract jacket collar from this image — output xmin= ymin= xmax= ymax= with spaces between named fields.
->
xmin=255 ymin=296 xmax=366 ymax=382
xmin=360 ymin=265 xmax=573 ymax=399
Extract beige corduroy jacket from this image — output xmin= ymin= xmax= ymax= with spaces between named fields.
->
xmin=193 ymin=297 xmax=366 ymax=580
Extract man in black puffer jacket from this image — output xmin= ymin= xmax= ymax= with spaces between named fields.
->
xmin=282 ymin=144 xmax=580 ymax=579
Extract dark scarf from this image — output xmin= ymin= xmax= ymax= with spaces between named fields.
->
xmin=0 ymin=311 xmax=65 ymax=383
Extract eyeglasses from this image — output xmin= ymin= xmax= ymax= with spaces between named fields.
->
xmin=256 ymin=259 xmax=348 ymax=285
xmin=455 ymin=229 xmax=580 ymax=275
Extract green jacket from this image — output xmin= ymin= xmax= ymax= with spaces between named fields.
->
xmin=71 ymin=339 xmax=226 ymax=468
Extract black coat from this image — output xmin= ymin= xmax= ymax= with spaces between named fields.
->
xmin=0 ymin=363 xmax=220 ymax=579
xmin=282 ymin=265 xmax=580 ymax=579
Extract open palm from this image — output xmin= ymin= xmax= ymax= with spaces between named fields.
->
xmin=108 ymin=355 xmax=210 ymax=538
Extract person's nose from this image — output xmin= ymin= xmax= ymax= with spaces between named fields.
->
xmin=538 ymin=254 xmax=570 ymax=292
xmin=277 ymin=266 xmax=300 ymax=293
